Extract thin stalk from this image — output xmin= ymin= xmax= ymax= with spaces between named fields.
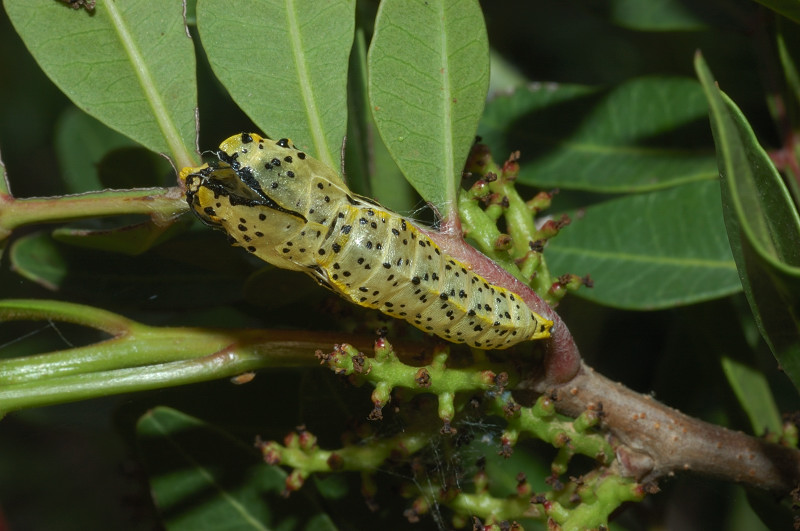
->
xmin=0 ymin=299 xmax=385 ymax=414
xmin=0 ymin=327 xmax=382 ymax=414
xmin=0 ymin=347 xmax=301 ymax=413
xmin=0 ymin=298 xmax=136 ymax=335
xmin=0 ymin=187 xmax=187 ymax=231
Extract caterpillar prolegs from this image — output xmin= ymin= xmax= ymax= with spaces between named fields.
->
xmin=179 ymin=133 xmax=553 ymax=350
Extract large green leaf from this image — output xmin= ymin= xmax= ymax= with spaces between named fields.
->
xmin=4 ymin=0 xmax=198 ymax=168
xmin=479 ymin=77 xmax=718 ymax=193
xmin=696 ymin=53 xmax=800 ymax=391
xmin=546 ymin=180 xmax=740 ymax=309
xmin=368 ymin=0 xmax=490 ymax=216
xmin=196 ymin=0 xmax=355 ymax=170
xmin=138 ymin=407 xmax=336 ymax=531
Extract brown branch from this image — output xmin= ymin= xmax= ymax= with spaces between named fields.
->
xmin=425 ymin=221 xmax=800 ymax=497
xmin=518 ymin=361 xmax=800 ymax=496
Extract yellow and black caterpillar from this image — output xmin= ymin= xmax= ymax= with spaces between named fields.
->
xmin=180 ymin=133 xmax=552 ymax=350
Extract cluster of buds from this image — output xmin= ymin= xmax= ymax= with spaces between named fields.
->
xmin=460 ymin=143 xmax=589 ymax=306
xmin=252 ymin=333 xmax=640 ymax=528
xmin=315 ymin=339 xmax=508 ymax=430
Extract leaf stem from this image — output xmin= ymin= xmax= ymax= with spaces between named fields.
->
xmin=0 ymin=187 xmax=187 ymax=231
xmin=0 ymin=327 xmax=358 ymax=414
xmin=0 ymin=352 xmax=273 ymax=414
xmin=0 ymin=298 xmax=135 ymax=335
xmin=0 ymin=299 xmax=383 ymax=414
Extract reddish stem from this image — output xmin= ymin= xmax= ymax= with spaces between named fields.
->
xmin=422 ymin=218 xmax=581 ymax=385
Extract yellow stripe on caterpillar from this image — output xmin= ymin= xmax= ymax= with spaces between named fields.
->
xmin=180 ymin=133 xmax=552 ymax=349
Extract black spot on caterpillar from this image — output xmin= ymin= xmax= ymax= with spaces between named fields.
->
xmin=180 ymin=133 xmax=553 ymax=349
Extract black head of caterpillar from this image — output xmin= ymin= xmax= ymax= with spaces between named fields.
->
xmin=180 ymin=132 xmax=553 ymax=349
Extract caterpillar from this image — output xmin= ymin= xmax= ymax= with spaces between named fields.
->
xmin=179 ymin=133 xmax=552 ymax=350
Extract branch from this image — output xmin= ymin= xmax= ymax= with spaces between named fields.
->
xmin=424 ymin=218 xmax=800 ymax=497
xmin=520 ymin=362 xmax=800 ymax=495
xmin=0 ymin=187 xmax=186 ymax=233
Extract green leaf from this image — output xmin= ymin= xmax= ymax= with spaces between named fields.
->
xmin=55 ymin=107 xmax=139 ymax=194
xmin=610 ymin=0 xmax=710 ymax=31
xmin=696 ymin=53 xmax=800 ymax=391
xmin=751 ymin=0 xmax=800 ymax=24
xmin=55 ymin=107 xmax=175 ymax=193
xmin=343 ymin=29 xmax=374 ymax=198
xmin=545 ymin=180 xmax=740 ymax=310
xmin=196 ymin=0 xmax=355 ymax=170
xmin=344 ymin=29 xmax=413 ymax=212
xmin=686 ymin=302 xmax=783 ymax=436
xmin=137 ymin=406 xmax=337 ymax=531
xmin=368 ymin=0 xmax=490 ymax=216
xmin=4 ymin=0 xmax=198 ymax=169
xmin=721 ymin=355 xmax=783 ymax=436
xmin=479 ymin=77 xmax=718 ymax=193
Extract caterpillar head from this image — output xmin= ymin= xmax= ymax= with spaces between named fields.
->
xmin=179 ymin=133 xmax=328 ymax=270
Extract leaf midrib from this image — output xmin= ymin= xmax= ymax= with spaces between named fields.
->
xmin=148 ymin=413 xmax=269 ymax=530
xmin=285 ymin=0 xmax=333 ymax=168
xmin=438 ymin=1 xmax=456 ymax=211
xmin=104 ymin=0 xmax=193 ymax=168
xmin=550 ymin=245 xmax=737 ymax=269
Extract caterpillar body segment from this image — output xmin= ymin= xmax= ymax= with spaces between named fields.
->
xmin=180 ymin=133 xmax=553 ymax=350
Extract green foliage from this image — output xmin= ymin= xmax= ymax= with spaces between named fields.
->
xmin=4 ymin=0 xmax=198 ymax=168
xmin=260 ymin=339 xmax=625 ymax=528
xmin=368 ymin=0 xmax=489 ymax=214
xmin=196 ymin=0 xmax=354 ymax=169
xmin=344 ymin=29 xmax=411 ymax=212
xmin=479 ymin=78 xmax=718 ymax=193
xmin=138 ymin=406 xmax=339 ymax=531
xmin=696 ymin=53 xmax=800 ymax=391
xmin=0 ymin=0 xmax=799 ymax=530
xmin=546 ymin=181 xmax=740 ymax=309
